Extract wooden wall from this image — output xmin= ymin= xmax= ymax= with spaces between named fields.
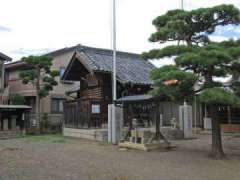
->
xmin=64 ymin=72 xmax=152 ymax=129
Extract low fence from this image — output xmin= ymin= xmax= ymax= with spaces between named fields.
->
xmin=64 ymin=99 xmax=109 ymax=129
xmin=26 ymin=113 xmax=63 ymax=134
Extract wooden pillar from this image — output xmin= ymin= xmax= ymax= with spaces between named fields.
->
xmin=129 ymin=104 xmax=133 ymax=131
xmin=155 ymin=102 xmax=160 ymax=138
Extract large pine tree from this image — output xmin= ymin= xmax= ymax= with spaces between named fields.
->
xmin=143 ymin=4 xmax=240 ymax=159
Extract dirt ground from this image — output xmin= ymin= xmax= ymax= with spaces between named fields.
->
xmin=0 ymin=134 xmax=240 ymax=180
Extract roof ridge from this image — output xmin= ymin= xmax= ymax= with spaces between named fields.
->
xmin=45 ymin=44 xmax=142 ymax=59
xmin=0 ymin=52 xmax=12 ymax=61
xmin=77 ymin=45 xmax=141 ymax=58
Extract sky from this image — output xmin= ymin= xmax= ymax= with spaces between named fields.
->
xmin=0 ymin=0 xmax=240 ymax=64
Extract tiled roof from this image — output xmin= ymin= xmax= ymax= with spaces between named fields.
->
xmin=5 ymin=44 xmax=155 ymax=85
xmin=0 ymin=52 xmax=12 ymax=61
xmin=74 ymin=45 xmax=154 ymax=85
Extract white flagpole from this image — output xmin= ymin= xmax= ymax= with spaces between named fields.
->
xmin=181 ymin=0 xmax=184 ymax=10
xmin=112 ymin=0 xmax=117 ymax=144
xmin=113 ymin=0 xmax=117 ymax=102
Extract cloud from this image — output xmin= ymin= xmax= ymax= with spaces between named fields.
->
xmin=212 ymin=25 xmax=240 ymax=41
xmin=0 ymin=0 xmax=240 ymax=62
xmin=10 ymin=48 xmax=55 ymax=57
xmin=150 ymin=57 xmax=175 ymax=68
xmin=210 ymin=35 xmax=229 ymax=42
xmin=0 ymin=25 xmax=11 ymax=32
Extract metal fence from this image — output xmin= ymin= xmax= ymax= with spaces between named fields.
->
xmin=26 ymin=113 xmax=63 ymax=134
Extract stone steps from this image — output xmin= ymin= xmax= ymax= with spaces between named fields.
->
xmin=0 ymin=130 xmax=24 ymax=139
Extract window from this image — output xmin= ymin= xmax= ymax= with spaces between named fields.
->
xmin=59 ymin=67 xmax=65 ymax=78
xmin=91 ymin=104 xmax=100 ymax=114
xmin=51 ymin=98 xmax=65 ymax=113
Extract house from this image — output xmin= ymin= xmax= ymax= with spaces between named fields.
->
xmin=0 ymin=52 xmax=31 ymax=138
xmin=61 ymin=45 xmax=155 ymax=140
xmin=4 ymin=47 xmax=79 ymax=130
xmin=0 ymin=52 xmax=12 ymax=104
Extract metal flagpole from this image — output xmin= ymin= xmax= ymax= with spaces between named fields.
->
xmin=112 ymin=0 xmax=117 ymax=144
xmin=181 ymin=0 xmax=184 ymax=10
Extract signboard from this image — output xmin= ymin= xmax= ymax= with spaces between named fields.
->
xmin=92 ymin=104 xmax=100 ymax=114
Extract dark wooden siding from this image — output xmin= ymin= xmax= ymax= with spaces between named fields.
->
xmin=64 ymin=72 xmax=152 ymax=129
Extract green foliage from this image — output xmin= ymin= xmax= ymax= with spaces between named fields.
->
xmin=231 ymin=81 xmax=240 ymax=96
xmin=199 ymin=87 xmax=240 ymax=106
xmin=150 ymin=65 xmax=178 ymax=80
xmin=142 ymin=45 xmax=199 ymax=59
xmin=19 ymin=55 xmax=59 ymax=98
xmin=150 ymin=4 xmax=240 ymax=45
xmin=10 ymin=94 xmax=25 ymax=105
xmin=150 ymin=66 xmax=197 ymax=101
xmin=21 ymin=56 xmax=53 ymax=73
xmin=175 ymin=47 xmax=232 ymax=76
xmin=145 ymin=4 xmax=240 ymax=106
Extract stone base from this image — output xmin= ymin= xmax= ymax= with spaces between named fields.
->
xmin=119 ymin=141 xmax=169 ymax=151
xmin=0 ymin=130 xmax=24 ymax=139
xmin=221 ymin=124 xmax=240 ymax=133
xmin=63 ymin=128 xmax=108 ymax=142
xmin=160 ymin=127 xmax=184 ymax=140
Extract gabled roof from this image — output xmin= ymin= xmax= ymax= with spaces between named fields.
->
xmin=63 ymin=45 xmax=155 ymax=85
xmin=0 ymin=52 xmax=12 ymax=61
xmin=5 ymin=60 xmax=27 ymax=70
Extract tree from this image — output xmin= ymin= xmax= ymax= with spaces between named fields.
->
xmin=143 ymin=5 xmax=240 ymax=159
xmin=10 ymin=94 xmax=25 ymax=105
xmin=19 ymin=56 xmax=59 ymax=127
xmin=148 ymin=4 xmax=240 ymax=46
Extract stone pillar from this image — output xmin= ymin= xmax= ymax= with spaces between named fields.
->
xmin=179 ymin=102 xmax=193 ymax=138
xmin=11 ymin=116 xmax=17 ymax=130
xmin=108 ymin=104 xmax=123 ymax=144
xmin=3 ymin=119 xmax=8 ymax=130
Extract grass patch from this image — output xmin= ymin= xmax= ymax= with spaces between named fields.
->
xmin=25 ymin=134 xmax=65 ymax=143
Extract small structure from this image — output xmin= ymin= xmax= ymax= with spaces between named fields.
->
xmin=62 ymin=46 xmax=154 ymax=141
xmin=116 ymin=95 xmax=171 ymax=151
xmin=0 ymin=52 xmax=32 ymax=138
xmin=0 ymin=105 xmax=31 ymax=138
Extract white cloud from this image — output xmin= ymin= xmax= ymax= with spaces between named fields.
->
xmin=10 ymin=48 xmax=54 ymax=57
xmin=150 ymin=57 xmax=175 ymax=68
xmin=0 ymin=25 xmax=11 ymax=32
xmin=210 ymin=35 xmax=229 ymax=42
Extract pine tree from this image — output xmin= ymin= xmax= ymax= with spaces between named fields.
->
xmin=19 ymin=56 xmax=59 ymax=128
xmin=143 ymin=4 xmax=240 ymax=159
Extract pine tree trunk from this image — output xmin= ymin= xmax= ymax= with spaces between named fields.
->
xmin=36 ymin=93 xmax=41 ymax=131
xmin=209 ymin=105 xmax=225 ymax=159
xmin=36 ymin=67 xmax=41 ymax=132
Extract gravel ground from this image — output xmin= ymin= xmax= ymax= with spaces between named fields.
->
xmin=0 ymin=134 xmax=240 ymax=180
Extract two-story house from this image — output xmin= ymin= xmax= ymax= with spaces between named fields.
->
xmin=5 ymin=47 xmax=79 ymax=128
xmin=0 ymin=52 xmax=31 ymax=137
xmin=0 ymin=52 xmax=12 ymax=103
